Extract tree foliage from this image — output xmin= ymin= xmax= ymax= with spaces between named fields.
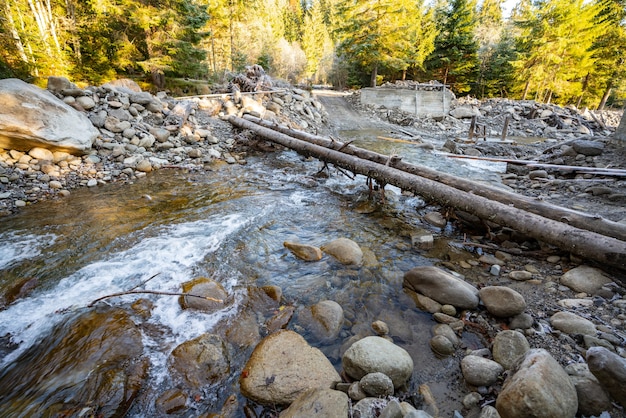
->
xmin=0 ymin=0 xmax=624 ymax=107
xmin=423 ymin=0 xmax=480 ymax=94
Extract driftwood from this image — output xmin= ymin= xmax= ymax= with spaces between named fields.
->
xmin=229 ymin=115 xmax=626 ymax=271
xmin=443 ymin=153 xmax=626 ymax=177
xmin=242 ymin=115 xmax=626 ymax=243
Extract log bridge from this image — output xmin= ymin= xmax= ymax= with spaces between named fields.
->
xmin=229 ymin=115 xmax=626 ymax=272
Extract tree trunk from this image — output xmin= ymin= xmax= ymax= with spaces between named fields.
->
xmin=243 ymin=114 xmax=626 ymax=242
xmin=598 ymin=81 xmax=613 ymax=111
xmin=370 ymin=62 xmax=378 ymax=87
xmin=522 ymin=79 xmax=530 ymax=100
xmin=3 ymin=0 xmax=29 ymax=63
xmin=230 ymin=115 xmax=626 ymax=272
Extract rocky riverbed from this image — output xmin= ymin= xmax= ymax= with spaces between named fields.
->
xmin=1 ymin=74 xmax=626 ymax=418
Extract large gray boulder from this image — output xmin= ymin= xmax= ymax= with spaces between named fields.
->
xmin=239 ymin=330 xmax=340 ymax=406
xmin=496 ymin=349 xmax=578 ymax=418
xmin=0 ymin=78 xmax=98 ymax=153
xmin=403 ymin=266 xmax=479 ymax=309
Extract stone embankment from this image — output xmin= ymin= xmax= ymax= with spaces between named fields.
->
xmin=0 ymin=76 xmax=326 ymax=216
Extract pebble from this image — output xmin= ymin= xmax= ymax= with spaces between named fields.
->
xmin=429 ymin=335 xmax=455 ymax=358
xmin=360 ymin=372 xmax=394 ymax=397
xmin=461 ymin=355 xmax=504 ymax=386
xmin=509 ymin=270 xmax=533 ymax=281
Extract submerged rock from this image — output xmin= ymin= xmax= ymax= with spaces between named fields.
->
xmin=321 ymin=237 xmax=363 ymax=265
xmin=0 ymin=306 xmax=146 ymax=417
xmin=168 ymin=333 xmax=230 ymax=390
xmin=298 ymin=299 xmax=344 ymax=342
xmin=284 ymin=241 xmax=323 ymax=261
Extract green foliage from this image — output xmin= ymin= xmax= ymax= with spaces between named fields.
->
xmin=0 ymin=0 xmax=623 ymax=107
xmin=334 ymin=0 xmax=435 ymax=87
xmin=511 ymin=0 xmax=607 ymax=104
xmin=423 ymin=0 xmax=480 ymax=94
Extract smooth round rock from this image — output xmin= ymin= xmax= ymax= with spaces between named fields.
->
xmin=565 ymin=362 xmax=612 ymax=416
xmin=479 ymin=286 xmax=526 ymax=317
xmin=560 ymin=265 xmax=613 ymax=295
xmin=492 ymin=330 xmax=530 ymax=370
xmin=300 ymin=299 xmax=344 ymax=342
xmin=284 ymin=241 xmax=322 ymax=261
xmin=179 ymin=277 xmax=227 ymax=313
xmin=403 ymin=266 xmax=479 ymax=309
xmin=240 ymin=330 xmax=341 ymax=406
xmin=342 ymin=336 xmax=414 ymax=389
xmin=429 ymin=335 xmax=455 ymax=358
xmin=587 ymin=346 xmax=626 ymax=408
xmin=321 ymin=238 xmax=363 ymax=265
xmin=550 ymin=311 xmax=596 ymax=336
xmin=168 ymin=333 xmax=230 ymax=390
xmin=461 ymin=355 xmax=504 ymax=387
xmin=509 ymin=270 xmax=533 ymax=281
xmin=360 ymin=372 xmax=394 ymax=397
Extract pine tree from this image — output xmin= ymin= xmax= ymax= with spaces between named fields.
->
xmin=424 ymin=0 xmax=480 ymax=94
xmin=511 ymin=0 xmax=606 ymax=104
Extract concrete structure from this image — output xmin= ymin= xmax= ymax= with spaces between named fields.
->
xmin=616 ymin=111 xmax=626 ymax=142
xmin=360 ymin=86 xmax=455 ymax=118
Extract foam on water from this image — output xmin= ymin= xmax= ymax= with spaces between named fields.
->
xmin=0 ymin=232 xmax=57 ymax=270
xmin=0 ymin=212 xmax=256 ymax=367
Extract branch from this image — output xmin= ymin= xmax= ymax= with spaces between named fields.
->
xmin=88 ymin=290 xmax=223 ymax=308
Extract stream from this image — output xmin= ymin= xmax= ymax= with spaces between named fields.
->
xmin=0 ymin=121 xmax=504 ymax=416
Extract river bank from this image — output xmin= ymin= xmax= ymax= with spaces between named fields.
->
xmin=1 ymin=75 xmax=626 ymax=417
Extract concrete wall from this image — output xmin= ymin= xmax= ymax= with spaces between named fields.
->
xmin=360 ymin=87 xmax=455 ymax=118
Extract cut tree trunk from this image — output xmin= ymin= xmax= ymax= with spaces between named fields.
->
xmin=229 ymin=115 xmax=626 ymax=272
xmin=242 ymin=115 xmax=626 ymax=242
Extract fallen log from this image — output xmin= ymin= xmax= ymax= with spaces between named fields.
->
xmin=229 ymin=115 xmax=626 ymax=271
xmin=443 ymin=154 xmax=626 ymax=177
xmin=242 ymin=115 xmax=626 ymax=242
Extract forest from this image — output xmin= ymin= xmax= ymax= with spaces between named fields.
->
xmin=0 ymin=0 xmax=625 ymax=109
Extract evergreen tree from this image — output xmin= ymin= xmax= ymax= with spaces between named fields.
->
xmin=424 ymin=0 xmax=480 ymax=94
xmin=475 ymin=0 xmax=504 ymax=97
xmin=511 ymin=0 xmax=606 ymax=104
xmin=588 ymin=0 xmax=626 ymax=109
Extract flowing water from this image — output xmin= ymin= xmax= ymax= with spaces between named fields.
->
xmin=0 ymin=134 xmax=501 ymax=416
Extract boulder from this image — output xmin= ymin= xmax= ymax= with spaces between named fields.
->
xmin=168 ymin=333 xmax=230 ymax=390
xmin=479 ymin=286 xmax=526 ymax=318
xmin=565 ymin=362 xmax=612 ymax=416
xmin=360 ymin=372 xmax=394 ymax=397
xmin=342 ymin=336 xmax=414 ymax=389
xmin=298 ymin=299 xmax=344 ymax=342
xmin=0 ymin=78 xmax=98 ymax=153
xmin=403 ymin=266 xmax=479 ymax=309
xmin=279 ymin=388 xmax=349 ymax=418
xmin=496 ymin=349 xmax=578 ymax=418
xmin=550 ymin=311 xmax=596 ymax=336
xmin=560 ymin=265 xmax=613 ymax=295
xmin=492 ymin=330 xmax=530 ymax=370
xmin=240 ymin=330 xmax=340 ymax=405
xmin=461 ymin=355 xmax=504 ymax=387
xmin=586 ymin=346 xmax=626 ymax=408
xmin=321 ymin=237 xmax=363 ymax=265
xmin=450 ymin=106 xmax=481 ymax=119
xmin=179 ymin=277 xmax=228 ymax=313
xmin=0 ymin=307 xmax=147 ymax=417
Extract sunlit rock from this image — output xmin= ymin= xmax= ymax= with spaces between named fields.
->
xmin=0 ymin=78 xmax=98 ymax=153
xmin=179 ymin=277 xmax=228 ymax=312
xmin=240 ymin=330 xmax=340 ymax=405
xmin=321 ymin=237 xmax=363 ymax=265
